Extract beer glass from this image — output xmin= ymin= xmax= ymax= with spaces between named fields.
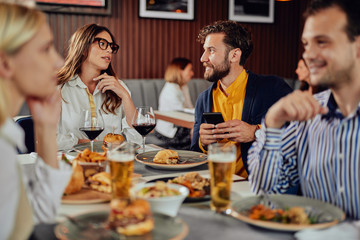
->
xmin=208 ymin=142 xmax=236 ymax=212
xmin=107 ymin=142 xmax=135 ymax=199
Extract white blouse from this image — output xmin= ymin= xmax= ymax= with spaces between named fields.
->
xmin=181 ymin=84 xmax=194 ymax=109
xmin=57 ymin=75 xmax=142 ymax=150
xmin=0 ymin=119 xmax=71 ymax=239
xmin=156 ymin=82 xmax=193 ymax=138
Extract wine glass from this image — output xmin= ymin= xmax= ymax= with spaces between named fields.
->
xmin=79 ymin=109 xmax=105 ymax=152
xmin=131 ymin=106 xmax=156 ymax=153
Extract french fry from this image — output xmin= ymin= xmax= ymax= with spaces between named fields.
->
xmin=74 ymin=148 xmax=107 ymax=163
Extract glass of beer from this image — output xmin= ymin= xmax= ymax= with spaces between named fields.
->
xmin=107 ymin=142 xmax=135 ymax=199
xmin=208 ymin=142 xmax=236 ymax=212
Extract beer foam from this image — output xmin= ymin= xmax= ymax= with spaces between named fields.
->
xmin=108 ymin=153 xmax=133 ymax=162
xmin=208 ymin=153 xmax=236 ymax=163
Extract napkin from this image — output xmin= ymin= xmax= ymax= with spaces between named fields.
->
xmin=295 ymin=221 xmax=360 ymax=240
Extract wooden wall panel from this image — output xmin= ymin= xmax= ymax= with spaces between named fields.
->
xmin=44 ymin=0 xmax=310 ymax=80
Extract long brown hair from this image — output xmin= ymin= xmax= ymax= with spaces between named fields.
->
xmin=57 ymin=23 xmax=121 ymax=114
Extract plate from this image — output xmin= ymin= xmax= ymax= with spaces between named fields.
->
xmin=230 ymin=194 xmax=345 ymax=232
xmin=62 ymin=188 xmax=111 ymax=204
xmin=55 ymin=211 xmax=188 ymax=240
xmin=135 ymin=150 xmax=207 ymax=170
xmin=73 ymin=141 xmax=106 ymax=153
xmin=147 ymin=176 xmax=211 ymax=203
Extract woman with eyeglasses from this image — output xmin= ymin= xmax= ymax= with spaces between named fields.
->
xmin=57 ymin=24 xmax=141 ymax=150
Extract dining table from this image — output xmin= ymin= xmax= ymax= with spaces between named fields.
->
xmin=154 ymin=110 xmax=194 ymax=129
xmin=19 ymin=145 xmax=356 ymax=240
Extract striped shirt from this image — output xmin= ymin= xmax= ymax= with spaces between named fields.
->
xmin=248 ymin=90 xmax=360 ymax=219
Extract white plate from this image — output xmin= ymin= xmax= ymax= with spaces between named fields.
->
xmin=230 ymin=194 xmax=345 ymax=232
xmin=55 ymin=211 xmax=188 ymax=239
xmin=135 ymin=150 xmax=207 ymax=170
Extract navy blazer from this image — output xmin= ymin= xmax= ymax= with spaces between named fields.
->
xmin=190 ymin=71 xmax=293 ymax=173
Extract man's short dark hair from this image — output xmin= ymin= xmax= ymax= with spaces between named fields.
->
xmin=304 ymin=0 xmax=360 ymax=41
xmin=197 ymin=20 xmax=253 ymax=66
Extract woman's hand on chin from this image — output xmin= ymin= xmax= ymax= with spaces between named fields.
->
xmin=94 ymin=73 xmax=129 ymax=99
xmin=27 ymin=89 xmax=61 ymax=128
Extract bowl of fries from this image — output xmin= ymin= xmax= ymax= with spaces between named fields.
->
xmin=73 ymin=148 xmax=108 ymax=179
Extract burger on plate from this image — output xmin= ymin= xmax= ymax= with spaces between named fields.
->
xmin=86 ymin=172 xmax=111 ymax=193
xmin=108 ymin=199 xmax=154 ymax=236
xmin=103 ymin=133 xmax=125 ymax=147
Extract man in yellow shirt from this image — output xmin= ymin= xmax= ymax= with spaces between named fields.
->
xmin=190 ymin=20 xmax=292 ymax=178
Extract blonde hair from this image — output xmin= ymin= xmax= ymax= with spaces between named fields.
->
xmin=0 ymin=2 xmax=44 ymax=125
xmin=164 ymin=57 xmax=191 ymax=85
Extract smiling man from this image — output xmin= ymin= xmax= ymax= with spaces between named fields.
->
xmin=248 ymin=0 xmax=360 ymax=219
xmin=190 ymin=20 xmax=292 ymax=178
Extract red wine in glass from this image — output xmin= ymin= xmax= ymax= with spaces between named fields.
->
xmin=131 ymin=107 xmax=156 ymax=153
xmin=132 ymin=123 xmax=156 ymax=136
xmin=79 ymin=127 xmax=104 ymax=141
xmin=79 ymin=109 xmax=105 ymax=152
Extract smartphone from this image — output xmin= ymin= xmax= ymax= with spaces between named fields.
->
xmin=203 ymin=112 xmax=225 ymax=125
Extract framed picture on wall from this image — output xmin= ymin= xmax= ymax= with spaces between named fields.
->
xmin=139 ymin=0 xmax=194 ymax=20
xmin=35 ymin=0 xmax=111 ymax=15
xmin=229 ymin=0 xmax=274 ymax=23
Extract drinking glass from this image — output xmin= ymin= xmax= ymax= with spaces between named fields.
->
xmin=107 ymin=142 xmax=136 ymax=200
xmin=131 ymin=106 xmax=156 ymax=153
xmin=79 ymin=109 xmax=104 ymax=152
xmin=208 ymin=142 xmax=236 ymax=212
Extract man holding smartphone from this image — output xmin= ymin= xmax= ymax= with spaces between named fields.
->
xmin=190 ymin=20 xmax=292 ymax=178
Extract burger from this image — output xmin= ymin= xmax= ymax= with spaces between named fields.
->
xmin=153 ymin=149 xmax=179 ymax=164
xmin=103 ymin=133 xmax=125 ymax=147
xmin=86 ymin=172 xmax=111 ymax=194
xmin=108 ymin=199 xmax=154 ymax=236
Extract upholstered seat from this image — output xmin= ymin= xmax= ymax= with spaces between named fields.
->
xmin=123 ymin=79 xmax=212 ymax=109
xmin=14 ymin=116 xmax=34 ymax=153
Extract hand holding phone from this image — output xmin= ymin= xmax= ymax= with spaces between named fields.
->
xmin=203 ymin=112 xmax=225 ymax=125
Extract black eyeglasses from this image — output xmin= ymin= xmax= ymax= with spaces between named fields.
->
xmin=93 ymin=37 xmax=119 ymax=54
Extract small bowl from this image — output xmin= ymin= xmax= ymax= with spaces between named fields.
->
xmin=134 ymin=182 xmax=189 ymax=217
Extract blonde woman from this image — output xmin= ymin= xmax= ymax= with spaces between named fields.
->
xmin=0 ymin=3 xmax=71 ymax=239
xmin=57 ymin=24 xmax=141 ymax=150
xmin=155 ymin=58 xmax=194 ymax=149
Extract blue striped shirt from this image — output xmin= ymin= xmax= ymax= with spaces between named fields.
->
xmin=248 ymin=90 xmax=360 ymax=219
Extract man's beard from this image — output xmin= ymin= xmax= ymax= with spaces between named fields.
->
xmin=204 ymin=59 xmax=230 ymax=83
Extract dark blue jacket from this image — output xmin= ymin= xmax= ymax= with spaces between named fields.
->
xmin=190 ymin=70 xmax=293 ymax=173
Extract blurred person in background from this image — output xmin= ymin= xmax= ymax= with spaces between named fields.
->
xmin=296 ymin=58 xmax=327 ymax=94
xmin=154 ymin=57 xmax=194 ymax=149
xmin=295 ymin=58 xmax=312 ymax=92
xmin=57 ymin=24 xmax=141 ymax=150
xmin=0 ymin=3 xmax=71 ymax=239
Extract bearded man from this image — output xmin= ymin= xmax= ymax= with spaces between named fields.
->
xmin=190 ymin=20 xmax=292 ymax=178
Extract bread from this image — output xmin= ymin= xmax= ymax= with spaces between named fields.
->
xmin=64 ymin=160 xmax=85 ymax=195
xmin=87 ymin=172 xmax=111 ymax=193
xmin=103 ymin=133 xmax=125 ymax=146
xmin=153 ymin=149 xmax=179 ymax=164
xmin=108 ymin=199 xmax=154 ymax=236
